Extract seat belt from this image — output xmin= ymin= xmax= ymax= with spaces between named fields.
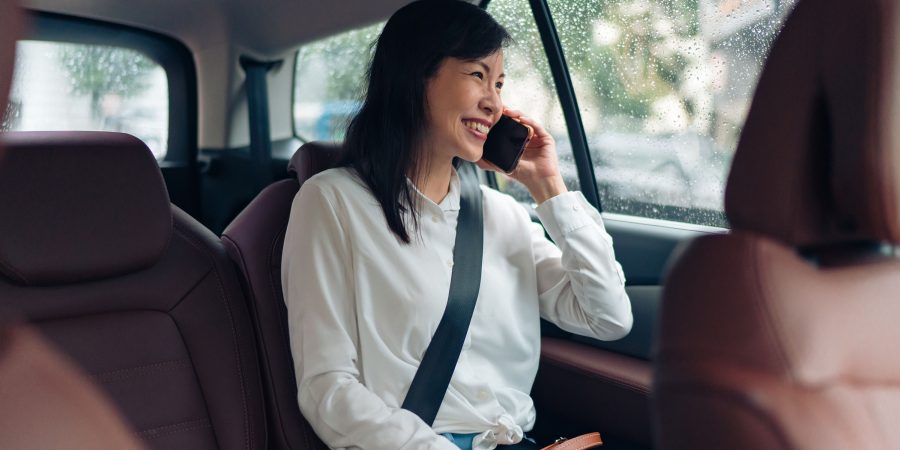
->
xmin=402 ymin=162 xmax=484 ymax=426
xmin=240 ymin=56 xmax=279 ymax=192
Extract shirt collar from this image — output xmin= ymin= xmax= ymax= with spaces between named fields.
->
xmin=406 ymin=166 xmax=461 ymax=213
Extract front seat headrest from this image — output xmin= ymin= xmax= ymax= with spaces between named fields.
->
xmin=0 ymin=131 xmax=172 ymax=286
xmin=725 ymin=0 xmax=900 ymax=248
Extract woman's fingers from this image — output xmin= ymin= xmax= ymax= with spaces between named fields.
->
xmin=508 ymin=113 xmax=549 ymax=141
xmin=502 ymin=108 xmax=545 ymax=137
xmin=502 ymin=107 xmax=523 ymax=119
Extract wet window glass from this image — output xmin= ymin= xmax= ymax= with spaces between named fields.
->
xmin=6 ymin=41 xmax=169 ymax=159
xmin=544 ymin=0 xmax=797 ymax=227
xmin=293 ymin=23 xmax=384 ymax=143
xmin=488 ymin=0 xmax=579 ymax=204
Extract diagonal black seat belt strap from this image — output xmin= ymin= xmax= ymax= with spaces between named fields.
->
xmin=401 ymin=163 xmax=484 ymax=426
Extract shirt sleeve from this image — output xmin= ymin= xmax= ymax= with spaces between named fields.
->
xmin=281 ymin=181 xmax=457 ymax=450
xmin=528 ymin=191 xmax=633 ymax=340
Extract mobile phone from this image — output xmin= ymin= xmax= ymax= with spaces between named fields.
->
xmin=482 ymin=115 xmax=533 ymax=174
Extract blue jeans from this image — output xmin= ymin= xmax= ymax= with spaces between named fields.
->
xmin=441 ymin=433 xmax=478 ymax=449
xmin=441 ymin=433 xmax=538 ymax=449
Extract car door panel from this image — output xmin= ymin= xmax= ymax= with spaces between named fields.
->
xmin=532 ymin=216 xmax=719 ymax=448
xmin=533 ymin=337 xmax=652 ymax=449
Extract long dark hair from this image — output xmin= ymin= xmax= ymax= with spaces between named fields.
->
xmin=342 ymin=0 xmax=511 ymax=244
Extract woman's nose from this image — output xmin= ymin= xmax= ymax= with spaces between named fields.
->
xmin=480 ymin=89 xmax=501 ymax=117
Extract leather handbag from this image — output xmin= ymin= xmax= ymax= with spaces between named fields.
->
xmin=540 ymin=433 xmax=603 ymax=450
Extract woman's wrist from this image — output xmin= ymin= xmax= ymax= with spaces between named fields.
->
xmin=526 ymin=175 xmax=568 ymax=205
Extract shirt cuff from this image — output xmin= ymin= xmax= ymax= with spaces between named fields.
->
xmin=534 ymin=191 xmax=599 ymax=241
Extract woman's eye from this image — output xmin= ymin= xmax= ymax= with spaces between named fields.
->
xmin=495 ymin=81 xmax=504 ymax=90
xmin=470 ymin=71 xmax=484 ymax=80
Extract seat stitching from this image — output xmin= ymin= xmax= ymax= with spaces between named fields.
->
xmin=174 ymin=224 xmax=252 ymax=450
xmin=137 ymin=417 xmax=213 ymax=440
xmin=89 ymin=358 xmax=192 ymax=383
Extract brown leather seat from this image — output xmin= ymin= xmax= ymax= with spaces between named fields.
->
xmin=222 ymin=141 xmax=344 ymax=450
xmin=653 ymin=0 xmax=900 ymax=448
xmin=0 ymin=131 xmax=266 ymax=450
xmin=0 ymin=4 xmax=142 ymax=450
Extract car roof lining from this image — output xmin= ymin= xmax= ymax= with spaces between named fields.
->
xmin=20 ymin=0 xmax=478 ymax=58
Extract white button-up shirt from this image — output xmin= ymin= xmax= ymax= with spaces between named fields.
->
xmin=281 ymin=167 xmax=631 ymax=450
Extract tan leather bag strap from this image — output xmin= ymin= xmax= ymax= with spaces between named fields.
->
xmin=540 ymin=432 xmax=602 ymax=450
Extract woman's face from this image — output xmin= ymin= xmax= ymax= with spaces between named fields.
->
xmin=423 ymin=50 xmax=505 ymax=164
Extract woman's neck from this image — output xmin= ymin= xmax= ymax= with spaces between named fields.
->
xmin=414 ymin=157 xmax=454 ymax=205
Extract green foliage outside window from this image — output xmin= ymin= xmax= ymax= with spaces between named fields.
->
xmin=58 ymin=46 xmax=156 ymax=120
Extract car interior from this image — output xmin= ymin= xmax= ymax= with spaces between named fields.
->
xmin=1 ymin=0 xmax=893 ymax=448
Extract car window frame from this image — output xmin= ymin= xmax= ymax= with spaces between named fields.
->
xmin=21 ymin=12 xmax=198 ymax=167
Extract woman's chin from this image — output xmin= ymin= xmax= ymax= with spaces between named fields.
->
xmin=458 ymin=148 xmax=484 ymax=163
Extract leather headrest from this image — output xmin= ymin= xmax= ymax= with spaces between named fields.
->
xmin=0 ymin=1 xmax=24 ymax=111
xmin=288 ymin=141 xmax=346 ymax=186
xmin=0 ymin=132 xmax=172 ymax=285
xmin=725 ymin=0 xmax=900 ymax=247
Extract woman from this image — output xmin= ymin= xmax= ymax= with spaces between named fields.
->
xmin=281 ymin=1 xmax=632 ymax=449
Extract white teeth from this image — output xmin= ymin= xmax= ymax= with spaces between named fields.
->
xmin=463 ymin=120 xmax=490 ymax=134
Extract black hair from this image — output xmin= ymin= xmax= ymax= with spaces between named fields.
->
xmin=342 ymin=0 xmax=511 ymax=244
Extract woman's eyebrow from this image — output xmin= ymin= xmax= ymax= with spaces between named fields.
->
xmin=466 ymin=60 xmax=505 ymax=78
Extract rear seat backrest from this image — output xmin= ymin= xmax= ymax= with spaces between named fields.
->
xmin=0 ymin=131 xmax=265 ymax=450
xmin=0 ymin=6 xmax=142 ymax=450
xmin=222 ymin=141 xmax=344 ymax=450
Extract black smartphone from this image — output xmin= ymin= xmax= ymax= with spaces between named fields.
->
xmin=482 ymin=115 xmax=533 ymax=174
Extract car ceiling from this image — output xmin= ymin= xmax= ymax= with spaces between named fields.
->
xmin=20 ymin=0 xmax=449 ymax=58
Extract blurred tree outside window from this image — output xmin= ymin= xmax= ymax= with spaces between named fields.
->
xmin=544 ymin=0 xmax=798 ymax=227
xmin=6 ymin=41 xmax=169 ymax=159
xmin=293 ymin=23 xmax=384 ymax=143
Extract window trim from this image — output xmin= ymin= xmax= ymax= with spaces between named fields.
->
xmin=22 ymin=11 xmax=198 ymax=166
xmin=525 ymin=0 xmax=602 ymax=211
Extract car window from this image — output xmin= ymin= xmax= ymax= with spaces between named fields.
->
xmin=487 ymin=0 xmax=579 ymax=205
xmin=6 ymin=41 xmax=169 ymax=159
xmin=544 ymin=0 xmax=798 ymax=227
xmin=293 ymin=23 xmax=384 ymax=143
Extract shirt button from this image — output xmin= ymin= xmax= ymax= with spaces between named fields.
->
xmin=572 ymin=204 xmax=581 ymax=211
xmin=432 ymin=215 xmax=440 ymax=223
xmin=447 ymin=260 xmax=454 ymax=268
xmin=477 ymin=390 xmax=490 ymax=401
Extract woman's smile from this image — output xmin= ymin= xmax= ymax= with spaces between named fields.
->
xmin=462 ymin=118 xmax=491 ymax=141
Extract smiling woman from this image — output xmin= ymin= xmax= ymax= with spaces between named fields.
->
xmin=280 ymin=1 xmax=631 ymax=449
